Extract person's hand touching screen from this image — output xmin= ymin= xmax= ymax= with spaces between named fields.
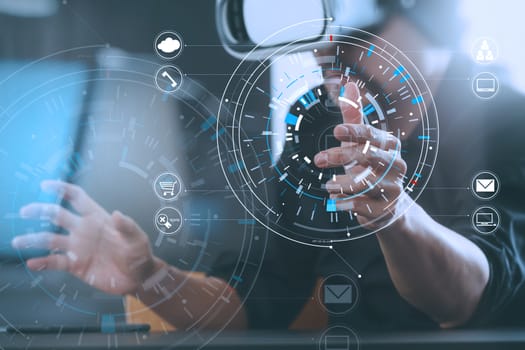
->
xmin=312 ymin=83 xmax=488 ymax=328
xmin=11 ymin=180 xmax=248 ymax=330
xmin=313 ymin=82 xmax=408 ymax=230
xmin=11 ymin=180 xmax=157 ymax=295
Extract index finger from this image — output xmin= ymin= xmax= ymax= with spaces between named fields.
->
xmin=338 ymin=82 xmax=363 ymax=125
xmin=41 ymin=180 xmax=101 ymax=215
xmin=333 ymin=124 xmax=401 ymax=151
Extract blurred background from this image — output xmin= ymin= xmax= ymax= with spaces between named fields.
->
xmin=0 ymin=0 xmax=522 ymax=330
xmin=0 ymin=0 xmax=258 ymax=328
xmin=459 ymin=0 xmax=525 ymax=92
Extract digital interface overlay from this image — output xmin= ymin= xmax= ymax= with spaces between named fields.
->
xmin=217 ymin=23 xmax=439 ymax=246
xmin=0 ymin=46 xmax=268 ymax=347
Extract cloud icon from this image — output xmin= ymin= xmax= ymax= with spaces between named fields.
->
xmin=157 ymin=37 xmax=181 ymax=54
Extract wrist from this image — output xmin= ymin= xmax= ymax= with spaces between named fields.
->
xmin=130 ymin=256 xmax=167 ymax=296
xmin=378 ymin=195 xmax=419 ymax=238
xmin=149 ymin=256 xmax=167 ymax=276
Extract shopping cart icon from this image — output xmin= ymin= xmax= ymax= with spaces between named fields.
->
xmin=154 ymin=172 xmax=182 ymax=201
xmin=159 ymin=180 xmax=178 ymax=197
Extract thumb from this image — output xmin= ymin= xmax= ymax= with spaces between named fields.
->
xmin=338 ymin=82 xmax=363 ymax=124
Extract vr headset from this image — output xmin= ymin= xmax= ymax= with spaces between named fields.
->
xmin=216 ymin=0 xmax=459 ymax=60
xmin=215 ymin=0 xmax=385 ymax=60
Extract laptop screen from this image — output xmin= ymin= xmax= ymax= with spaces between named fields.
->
xmin=0 ymin=60 xmax=88 ymax=258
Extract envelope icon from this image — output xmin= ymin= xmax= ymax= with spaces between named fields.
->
xmin=476 ymin=179 xmax=495 ymax=193
xmin=324 ymin=284 xmax=352 ymax=304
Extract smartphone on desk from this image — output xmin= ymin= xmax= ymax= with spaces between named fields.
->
xmin=1 ymin=323 xmax=150 ymax=334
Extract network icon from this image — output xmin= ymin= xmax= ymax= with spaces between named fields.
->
xmin=472 ymin=37 xmax=498 ymax=64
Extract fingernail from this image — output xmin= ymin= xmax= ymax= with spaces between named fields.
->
xmin=325 ymin=181 xmax=340 ymax=191
xmin=11 ymin=236 xmax=28 ymax=249
xmin=337 ymin=200 xmax=354 ymax=211
xmin=41 ymin=180 xmax=59 ymax=192
xmin=335 ymin=124 xmax=350 ymax=136
xmin=315 ymin=152 xmax=328 ymax=166
xmin=41 ymin=181 xmax=50 ymax=191
xmin=19 ymin=206 xmax=28 ymax=218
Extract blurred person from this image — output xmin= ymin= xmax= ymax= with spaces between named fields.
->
xmin=12 ymin=0 xmax=525 ymax=331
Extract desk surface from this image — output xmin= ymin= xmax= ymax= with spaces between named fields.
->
xmin=2 ymin=329 xmax=525 ymax=349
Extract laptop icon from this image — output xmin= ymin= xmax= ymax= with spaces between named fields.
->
xmin=476 ymin=78 xmax=496 ymax=92
xmin=475 ymin=212 xmax=496 ymax=227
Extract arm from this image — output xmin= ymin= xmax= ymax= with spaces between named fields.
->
xmin=314 ymin=82 xmax=489 ymax=327
xmin=129 ymin=256 xmax=247 ymax=330
xmin=376 ymin=200 xmax=489 ymax=328
xmin=12 ymin=180 xmax=247 ymax=330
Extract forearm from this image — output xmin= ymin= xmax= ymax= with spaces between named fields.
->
xmin=376 ymin=202 xmax=489 ymax=328
xmin=131 ymin=257 xmax=247 ymax=330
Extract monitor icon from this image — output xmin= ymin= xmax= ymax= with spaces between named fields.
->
xmin=324 ymin=335 xmax=350 ymax=350
xmin=319 ymin=326 xmax=359 ymax=350
xmin=475 ymin=212 xmax=495 ymax=227
xmin=476 ymin=78 xmax=496 ymax=92
xmin=472 ymin=206 xmax=500 ymax=234
xmin=472 ymin=72 xmax=499 ymax=99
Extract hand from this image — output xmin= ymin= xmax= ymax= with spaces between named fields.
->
xmin=314 ymin=82 xmax=409 ymax=230
xmin=12 ymin=180 xmax=159 ymax=295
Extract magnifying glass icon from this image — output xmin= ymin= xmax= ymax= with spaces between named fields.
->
xmin=157 ymin=214 xmax=172 ymax=230
xmin=155 ymin=207 xmax=182 ymax=234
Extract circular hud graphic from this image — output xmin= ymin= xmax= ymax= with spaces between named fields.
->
xmin=217 ymin=24 xmax=439 ymax=246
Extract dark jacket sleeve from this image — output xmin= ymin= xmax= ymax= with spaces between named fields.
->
xmin=426 ymin=80 xmax=525 ymax=327
xmin=466 ymin=87 xmax=525 ymax=326
xmin=208 ymin=234 xmax=319 ymax=329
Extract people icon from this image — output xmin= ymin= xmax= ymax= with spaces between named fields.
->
xmin=474 ymin=38 xmax=496 ymax=63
